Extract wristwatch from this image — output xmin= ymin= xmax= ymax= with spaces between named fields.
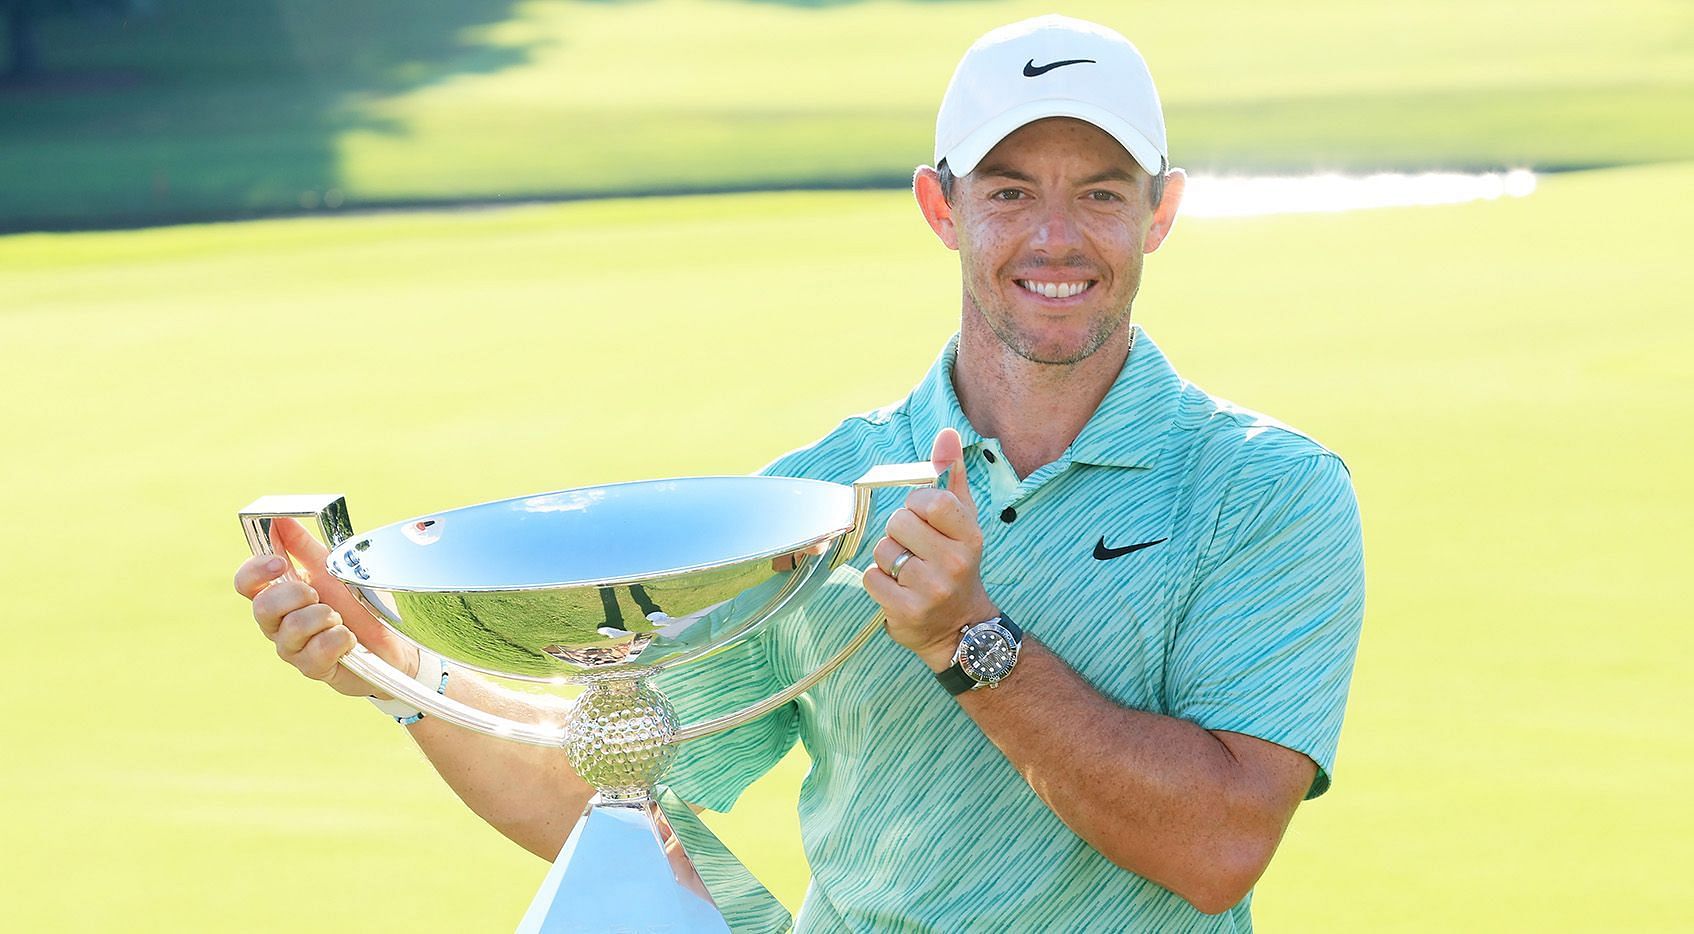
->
xmin=935 ymin=614 xmax=1022 ymax=695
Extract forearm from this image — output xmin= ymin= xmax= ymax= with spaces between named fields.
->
xmin=237 ymin=538 xmax=593 ymax=859
xmin=944 ymin=638 xmax=1303 ymax=913
xmin=402 ymin=670 xmax=593 ymax=860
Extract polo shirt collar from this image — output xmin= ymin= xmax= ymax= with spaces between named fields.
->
xmin=905 ymin=324 xmax=1184 ymax=469
xmin=906 ymin=336 xmax=987 ymax=462
xmin=1071 ymin=325 xmax=1184 ymax=468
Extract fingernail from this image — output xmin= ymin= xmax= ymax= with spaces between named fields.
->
xmin=266 ymin=556 xmax=285 ymax=573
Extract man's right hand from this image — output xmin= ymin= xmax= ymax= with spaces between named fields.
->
xmin=233 ymin=516 xmax=419 ymax=699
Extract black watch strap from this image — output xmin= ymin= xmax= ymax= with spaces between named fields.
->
xmin=936 ymin=664 xmax=977 ymax=696
xmin=934 ymin=615 xmax=1022 ymax=696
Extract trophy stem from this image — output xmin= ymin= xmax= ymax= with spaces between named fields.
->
xmin=532 ymin=675 xmax=789 ymax=932
xmin=518 ymin=795 xmax=731 ymax=934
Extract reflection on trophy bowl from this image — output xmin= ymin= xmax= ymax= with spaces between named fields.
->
xmin=321 ymin=476 xmax=862 ymax=683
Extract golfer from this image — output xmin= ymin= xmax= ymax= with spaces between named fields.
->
xmin=235 ymin=15 xmax=1365 ymax=930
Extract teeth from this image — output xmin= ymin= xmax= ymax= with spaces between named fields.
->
xmin=1019 ymin=280 xmax=1091 ymax=299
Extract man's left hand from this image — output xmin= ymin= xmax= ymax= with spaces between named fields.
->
xmin=863 ymin=427 xmax=1000 ymax=671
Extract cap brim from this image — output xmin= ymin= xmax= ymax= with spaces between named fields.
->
xmin=941 ymin=99 xmax=1164 ymax=178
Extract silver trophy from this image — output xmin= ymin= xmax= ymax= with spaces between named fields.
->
xmin=239 ymin=463 xmax=935 ymax=933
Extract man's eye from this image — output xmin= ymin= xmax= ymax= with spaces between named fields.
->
xmin=992 ymin=189 xmax=1025 ymax=201
xmin=1087 ymin=190 xmax=1122 ymax=202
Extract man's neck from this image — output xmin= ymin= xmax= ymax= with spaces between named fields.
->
xmin=952 ymin=323 xmax=1132 ymax=479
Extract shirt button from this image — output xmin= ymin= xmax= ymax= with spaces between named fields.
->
xmin=1000 ymin=507 xmax=1017 ymax=524
xmin=982 ymin=449 xmax=997 ymax=464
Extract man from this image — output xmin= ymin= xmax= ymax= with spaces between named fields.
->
xmin=235 ymin=15 xmax=1364 ymax=931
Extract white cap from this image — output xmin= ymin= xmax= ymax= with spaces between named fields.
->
xmin=934 ymin=15 xmax=1166 ymax=178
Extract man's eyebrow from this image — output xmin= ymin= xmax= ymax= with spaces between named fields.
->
xmin=973 ymin=164 xmax=1036 ymax=183
xmin=1077 ymin=168 xmax=1141 ymax=186
xmin=972 ymin=165 xmax=1142 ymax=186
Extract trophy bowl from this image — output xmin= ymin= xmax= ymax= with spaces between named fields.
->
xmin=326 ymin=475 xmax=865 ymax=680
xmin=240 ymin=463 xmax=935 ymax=933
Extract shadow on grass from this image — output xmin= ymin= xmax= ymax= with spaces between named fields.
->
xmin=0 ymin=0 xmax=534 ymax=230
xmin=0 ymin=0 xmax=1000 ymax=232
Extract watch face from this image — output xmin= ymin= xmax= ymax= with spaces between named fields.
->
xmin=959 ymin=626 xmax=1016 ymax=683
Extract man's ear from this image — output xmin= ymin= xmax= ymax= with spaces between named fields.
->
xmin=913 ymin=166 xmax=959 ymax=251
xmin=1143 ymin=167 xmax=1186 ymax=254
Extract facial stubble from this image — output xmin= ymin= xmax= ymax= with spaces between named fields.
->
xmin=964 ymin=271 xmax=1139 ymax=367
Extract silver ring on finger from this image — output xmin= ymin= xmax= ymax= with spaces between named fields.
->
xmin=889 ymin=549 xmax=913 ymax=582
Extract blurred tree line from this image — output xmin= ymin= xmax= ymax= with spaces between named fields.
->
xmin=2 ymin=0 xmax=143 ymax=83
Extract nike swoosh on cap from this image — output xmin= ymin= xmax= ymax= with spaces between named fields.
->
xmin=1093 ymin=537 xmax=1167 ymax=560
xmin=1023 ymin=58 xmax=1096 ymax=77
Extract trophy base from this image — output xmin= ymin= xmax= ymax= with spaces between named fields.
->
xmin=517 ymin=791 xmax=789 ymax=933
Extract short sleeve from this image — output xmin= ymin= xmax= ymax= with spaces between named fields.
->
xmin=658 ymin=627 xmax=800 ymax=813
xmin=1168 ymin=452 xmax=1365 ymax=798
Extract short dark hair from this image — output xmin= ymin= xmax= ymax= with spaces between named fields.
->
xmin=936 ymin=155 xmax=1167 ymax=208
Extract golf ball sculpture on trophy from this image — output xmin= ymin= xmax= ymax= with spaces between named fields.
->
xmin=239 ymin=462 xmax=935 ymax=934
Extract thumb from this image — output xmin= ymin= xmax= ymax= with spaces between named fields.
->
xmin=931 ymin=428 xmax=974 ymax=511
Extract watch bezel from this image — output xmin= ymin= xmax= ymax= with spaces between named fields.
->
xmin=952 ymin=618 xmax=1020 ymax=688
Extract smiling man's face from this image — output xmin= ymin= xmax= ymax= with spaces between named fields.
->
xmin=944 ymin=117 xmax=1170 ymax=366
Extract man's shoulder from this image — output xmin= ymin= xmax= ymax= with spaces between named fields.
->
xmin=757 ymin=399 xmax=913 ymax=483
xmin=1170 ymin=385 xmax=1361 ymax=574
xmin=1173 ymin=383 xmax=1348 ymax=484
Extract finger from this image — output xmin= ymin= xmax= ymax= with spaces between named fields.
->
xmin=272 ymin=518 xmax=382 ymax=639
xmin=931 ymin=428 xmax=975 ymax=513
xmin=861 ymin=566 xmax=915 ymax=617
xmin=904 ymin=488 xmax=981 ymax=544
xmin=276 ymin=604 xmax=341 ymax=657
xmin=273 ymin=517 xmax=330 ymax=585
xmin=234 ymin=554 xmax=289 ymax=600
xmin=872 ymin=536 xmax=900 ymax=573
xmin=885 ymin=506 xmax=949 ymax=561
xmin=872 ymin=536 xmax=922 ymax=579
xmin=294 ymin=624 xmax=359 ymax=683
xmin=251 ymin=580 xmax=320 ymax=637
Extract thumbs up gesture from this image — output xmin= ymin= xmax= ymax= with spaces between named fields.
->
xmin=863 ymin=428 xmax=1001 ymax=672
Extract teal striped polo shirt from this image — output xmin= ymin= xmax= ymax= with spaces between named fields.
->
xmin=661 ymin=325 xmax=1366 ymax=932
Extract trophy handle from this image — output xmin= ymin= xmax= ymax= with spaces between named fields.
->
xmin=673 ymin=461 xmax=937 ymax=743
xmin=239 ymin=495 xmax=568 ymax=748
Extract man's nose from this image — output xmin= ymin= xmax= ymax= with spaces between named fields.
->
xmin=1031 ymin=202 xmax=1085 ymax=251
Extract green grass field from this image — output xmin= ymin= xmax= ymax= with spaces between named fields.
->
xmin=3 ymin=0 xmax=1692 ymax=227
xmin=2 ymin=160 xmax=1690 ymax=929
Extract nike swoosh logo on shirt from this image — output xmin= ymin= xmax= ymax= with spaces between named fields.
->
xmin=1023 ymin=58 xmax=1096 ymax=77
xmin=1093 ymin=537 xmax=1167 ymax=560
